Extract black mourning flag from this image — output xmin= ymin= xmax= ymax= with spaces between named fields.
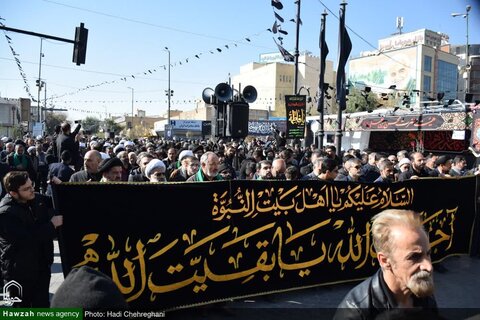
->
xmin=318 ymin=12 xmax=329 ymax=112
xmin=274 ymin=12 xmax=285 ymax=23
xmin=336 ymin=4 xmax=352 ymax=111
xmin=271 ymin=0 xmax=283 ymax=10
xmin=274 ymin=38 xmax=294 ymax=62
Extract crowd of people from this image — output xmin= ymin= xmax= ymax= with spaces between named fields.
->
xmin=0 ymin=120 xmax=479 ymax=312
xmin=2 ymin=121 xmax=479 ymax=193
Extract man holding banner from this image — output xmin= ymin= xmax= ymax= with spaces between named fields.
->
xmin=0 ymin=171 xmax=63 ymax=307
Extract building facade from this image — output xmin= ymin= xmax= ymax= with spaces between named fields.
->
xmin=230 ymin=52 xmax=335 ymax=119
xmin=450 ymin=44 xmax=480 ymax=102
xmin=0 ymin=97 xmax=30 ymax=137
xmin=350 ymin=29 xmax=459 ymax=107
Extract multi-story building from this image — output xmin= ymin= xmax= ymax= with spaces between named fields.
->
xmin=450 ymin=44 xmax=480 ymax=102
xmin=349 ymin=29 xmax=459 ymax=106
xmin=230 ymin=51 xmax=335 ymax=119
xmin=114 ymin=109 xmax=164 ymax=137
xmin=0 ymin=97 xmax=30 ymax=137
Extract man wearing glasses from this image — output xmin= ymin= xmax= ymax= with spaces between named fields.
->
xmin=0 ymin=171 xmax=63 ymax=307
xmin=335 ymin=158 xmax=364 ymax=182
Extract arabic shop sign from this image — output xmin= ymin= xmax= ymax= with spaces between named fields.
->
xmin=361 ymin=114 xmax=445 ymax=131
xmin=169 ymin=120 xmax=203 ymax=131
xmin=285 ymin=95 xmax=306 ymax=139
xmin=53 ymin=177 xmax=478 ymax=311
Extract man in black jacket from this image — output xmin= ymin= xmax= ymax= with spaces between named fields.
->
xmin=56 ymin=121 xmax=81 ymax=171
xmin=334 ymin=209 xmax=437 ymax=319
xmin=0 ymin=171 xmax=63 ymax=307
xmin=69 ymin=150 xmax=102 ymax=183
xmin=398 ymin=152 xmax=430 ymax=181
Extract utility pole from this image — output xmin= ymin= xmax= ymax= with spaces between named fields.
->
xmin=165 ymin=47 xmax=171 ymax=125
xmin=127 ymin=87 xmax=134 ymax=129
xmin=37 ymin=38 xmax=43 ymax=123
xmin=43 ymin=81 xmax=47 ymax=135
xmin=452 ymin=5 xmax=472 ymax=98
xmin=293 ymin=0 xmax=301 ymax=95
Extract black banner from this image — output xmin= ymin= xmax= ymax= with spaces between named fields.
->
xmin=53 ymin=177 xmax=478 ymax=311
xmin=248 ymin=120 xmax=286 ymax=136
xmin=361 ymin=114 xmax=445 ymax=131
xmin=285 ymin=95 xmax=306 ymax=139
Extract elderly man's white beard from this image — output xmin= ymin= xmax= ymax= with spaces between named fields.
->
xmin=407 ymin=270 xmax=434 ymax=297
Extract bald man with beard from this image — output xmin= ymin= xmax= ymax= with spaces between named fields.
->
xmin=69 ymin=150 xmax=102 ymax=182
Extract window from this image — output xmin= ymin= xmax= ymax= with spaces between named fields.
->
xmin=471 ymin=70 xmax=480 ymax=78
xmin=424 ymin=55 xmax=432 ymax=72
xmin=423 ymin=75 xmax=431 ymax=94
xmin=436 ymin=60 xmax=457 ymax=100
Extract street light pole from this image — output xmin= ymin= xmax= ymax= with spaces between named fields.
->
xmin=37 ymin=38 xmax=44 ymax=123
xmin=43 ymin=81 xmax=47 ymax=135
xmin=293 ymin=0 xmax=301 ymax=95
xmin=452 ymin=5 xmax=472 ymax=98
xmin=127 ymin=87 xmax=134 ymax=128
xmin=165 ymin=47 xmax=171 ymax=125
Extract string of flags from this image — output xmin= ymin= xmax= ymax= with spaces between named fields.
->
xmin=52 ymin=96 xmax=294 ymax=104
xmin=268 ymin=0 xmax=295 ymax=62
xmin=1 ymin=16 xmax=273 ymax=106
xmin=0 ymin=17 xmax=38 ymax=103
xmin=50 ymin=95 xmax=301 ymax=117
xmin=46 ymin=30 xmax=269 ymax=101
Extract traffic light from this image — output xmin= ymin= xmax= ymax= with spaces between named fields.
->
xmin=165 ymin=90 xmax=174 ymax=96
xmin=72 ymin=23 xmax=88 ymax=65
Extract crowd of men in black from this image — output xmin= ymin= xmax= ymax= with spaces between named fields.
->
xmin=0 ymin=121 xmax=479 ymax=309
xmin=0 ymin=122 xmax=478 ymax=190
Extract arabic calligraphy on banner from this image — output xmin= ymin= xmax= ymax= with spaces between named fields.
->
xmin=285 ymin=95 xmax=306 ymax=139
xmin=361 ymin=114 xmax=444 ymax=130
xmin=248 ymin=120 xmax=287 ymax=136
xmin=53 ymin=177 xmax=478 ymax=311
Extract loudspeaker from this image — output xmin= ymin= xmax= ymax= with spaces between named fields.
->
xmin=211 ymin=103 xmax=226 ymax=137
xmin=214 ymin=83 xmax=232 ymax=102
xmin=202 ymin=87 xmax=215 ymax=104
xmin=226 ymin=102 xmax=249 ymax=138
xmin=242 ymin=85 xmax=257 ymax=103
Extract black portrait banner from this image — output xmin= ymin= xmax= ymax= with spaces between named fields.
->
xmin=53 ymin=177 xmax=478 ymax=311
xmin=285 ymin=95 xmax=306 ymax=139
